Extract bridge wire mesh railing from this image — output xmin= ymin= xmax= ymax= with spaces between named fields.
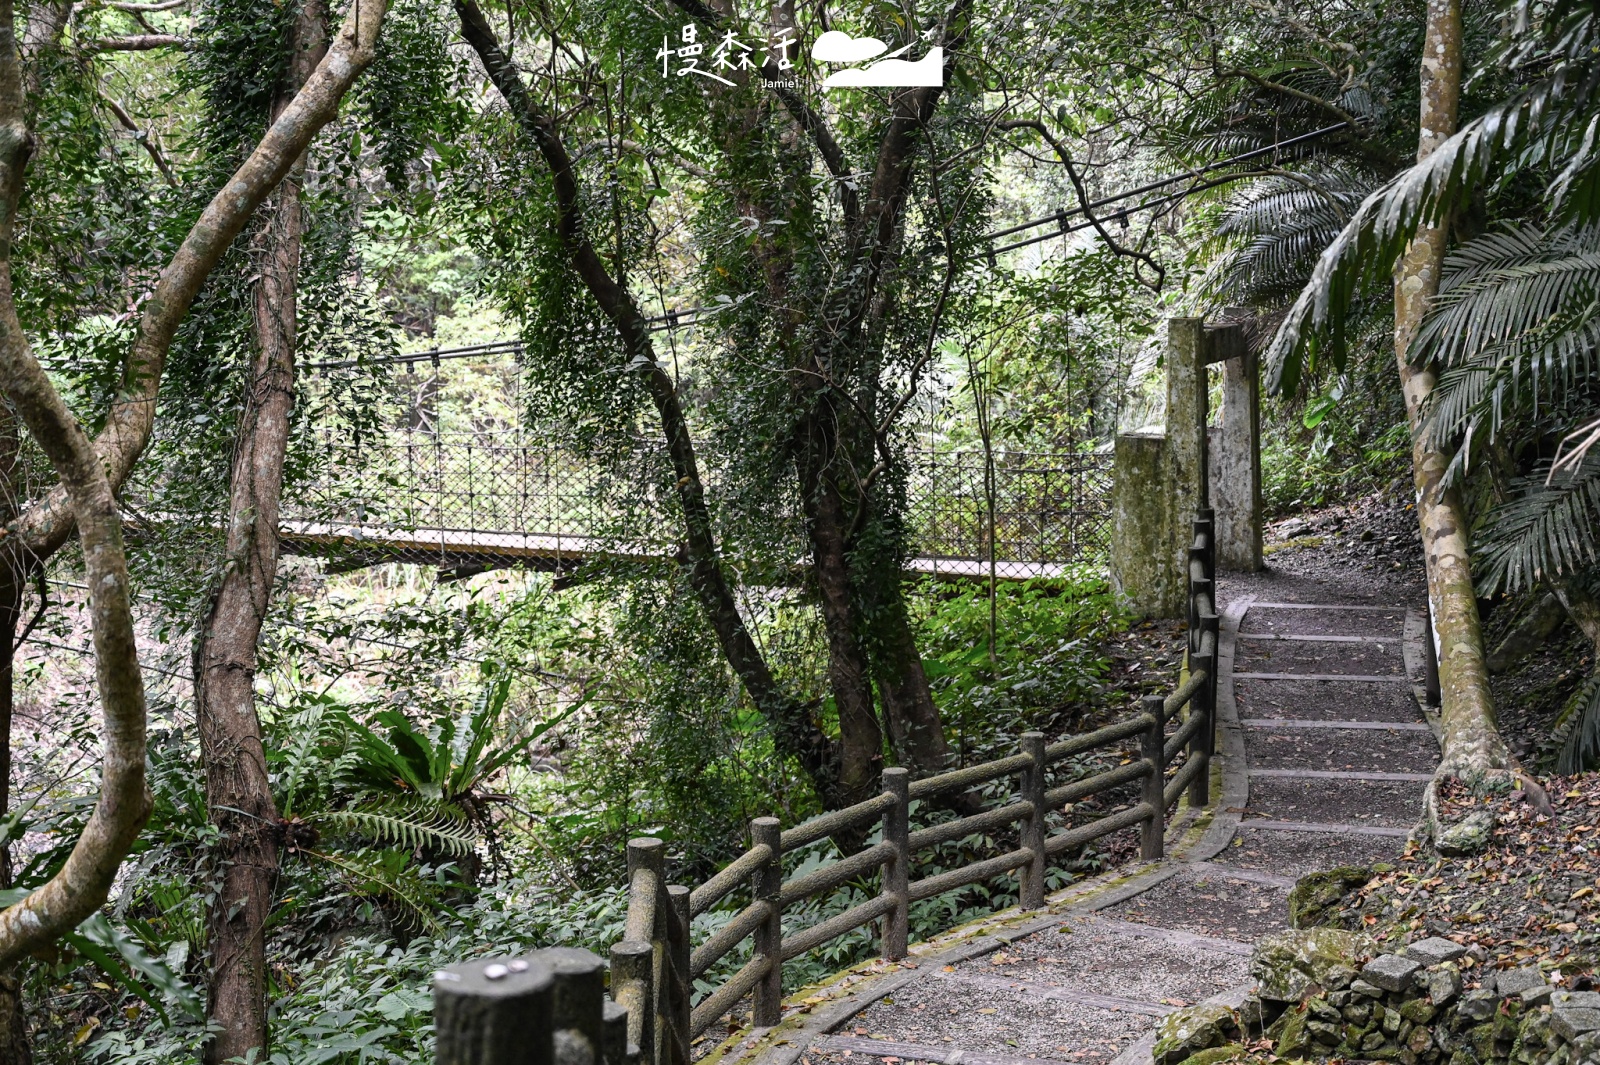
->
xmin=287 ymin=353 xmax=1112 ymax=575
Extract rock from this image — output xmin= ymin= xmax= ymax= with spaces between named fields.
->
xmin=1278 ymin=518 xmax=1311 ymax=538
xmin=1251 ymin=928 xmax=1373 ymax=1002
xmin=1308 ymin=1018 xmax=1342 ymax=1046
xmin=1362 ymin=1028 xmax=1387 ymax=1051
xmin=1408 ymin=1021 xmax=1435 ymax=1053
xmin=1344 ymin=1001 xmax=1374 ymax=1025
xmin=1429 ymin=966 xmax=1462 ymax=1006
xmin=1552 ymin=991 xmax=1600 ymax=1010
xmin=1458 ymin=990 xmax=1499 ymax=1022
xmin=1497 ymin=967 xmax=1547 ymax=997
xmin=1267 ymin=1003 xmax=1311 ymax=1057
xmin=1172 ymin=1047 xmax=1245 ymax=1065
xmin=1381 ymin=1005 xmax=1402 ymax=1035
xmin=1352 ymin=978 xmax=1386 ymax=998
xmin=1365 ymin=954 xmax=1425 ymax=993
xmin=1436 ymin=811 xmax=1496 ymax=856
xmin=1523 ymin=984 xmax=1555 ymax=1007
xmin=1288 ymin=866 xmax=1373 ymax=929
xmin=1151 ymin=1002 xmax=1239 ymax=1065
xmin=1406 ymin=937 xmax=1468 ymax=966
xmin=1400 ymin=998 xmax=1437 ymax=1025
xmin=1550 ymin=1007 xmax=1600 ymax=1043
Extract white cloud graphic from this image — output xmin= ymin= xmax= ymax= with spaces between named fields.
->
xmin=821 ymin=47 xmax=944 ymax=88
xmin=812 ymin=30 xmax=888 ymax=63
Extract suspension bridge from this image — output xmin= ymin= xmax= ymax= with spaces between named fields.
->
xmin=280 ymin=343 xmax=1113 ymax=581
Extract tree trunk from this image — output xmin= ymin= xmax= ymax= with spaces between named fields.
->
xmin=874 ymin=598 xmax=952 ymax=773
xmin=1396 ymin=0 xmax=1509 ymax=781
xmin=797 ymin=433 xmax=883 ymax=808
xmin=195 ymin=8 xmax=326 ymax=1062
xmin=0 ymin=408 xmax=27 ymax=1065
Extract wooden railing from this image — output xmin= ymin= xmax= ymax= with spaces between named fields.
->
xmin=432 ymin=511 xmax=1220 ymax=1065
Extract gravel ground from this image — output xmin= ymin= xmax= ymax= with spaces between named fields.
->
xmin=1101 ymin=865 xmax=1292 ymax=941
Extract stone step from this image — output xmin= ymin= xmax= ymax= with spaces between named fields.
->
xmin=1234 ymin=639 xmax=1403 ymax=677
xmin=1245 ymin=724 xmax=1438 ymax=774
xmin=953 ymin=914 xmax=1251 ymax=1007
xmin=1099 ymin=866 xmax=1291 ymax=942
xmin=1220 ymin=824 xmax=1407 ymax=877
xmin=1245 ymin=775 xmax=1424 ymax=829
xmin=1234 ymin=678 xmax=1425 ymax=724
xmin=1244 ymin=606 xmax=1406 ymax=638
xmin=815 ymin=1034 xmax=1083 ymax=1065
xmin=827 ymin=970 xmax=1151 ymax=1065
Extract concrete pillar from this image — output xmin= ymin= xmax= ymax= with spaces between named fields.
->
xmin=1207 ymin=329 xmax=1263 ymax=571
xmin=1165 ymin=318 xmax=1209 ymax=523
xmin=1110 ymin=432 xmax=1179 ymax=616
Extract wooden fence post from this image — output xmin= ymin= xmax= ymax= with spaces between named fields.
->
xmin=881 ymin=767 xmax=911 ymax=961
xmin=1139 ymin=694 xmax=1165 ymax=861
xmin=751 ymin=817 xmax=783 ymax=1027
xmin=602 ymin=1000 xmax=632 ymax=1065
xmin=433 ymin=955 xmax=553 ymax=1065
xmin=665 ymin=886 xmax=691 ymax=1065
xmin=538 ymin=948 xmax=605 ymax=1065
xmin=1019 ymin=732 xmax=1047 ymax=909
xmin=1188 ymin=629 xmax=1215 ymax=808
xmin=624 ymin=839 xmax=665 ymax=1065
xmin=608 ymin=941 xmax=652 ymax=1065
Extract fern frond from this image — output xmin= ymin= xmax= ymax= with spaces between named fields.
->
xmin=1552 ymin=668 xmax=1600 ymax=773
xmin=317 ymin=801 xmax=477 ymax=857
xmin=314 ymin=849 xmax=452 ymax=936
xmin=1476 ymin=455 xmax=1600 ymax=594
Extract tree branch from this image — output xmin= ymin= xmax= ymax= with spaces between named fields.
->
xmin=998 ymin=118 xmax=1166 ymax=289
xmin=101 ymin=92 xmax=177 ymax=187
xmin=81 ymin=32 xmax=189 ymax=49
xmin=0 ymin=0 xmax=388 ymax=569
xmin=0 ymin=0 xmax=149 ymax=971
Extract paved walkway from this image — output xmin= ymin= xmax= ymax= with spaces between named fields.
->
xmin=730 ymin=571 xmax=1439 ymax=1065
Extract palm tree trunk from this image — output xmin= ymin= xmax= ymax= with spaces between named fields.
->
xmin=1396 ymin=0 xmax=1509 ymax=779
xmin=196 ymin=8 xmax=326 ymax=1061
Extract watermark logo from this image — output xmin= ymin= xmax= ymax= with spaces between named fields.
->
xmin=813 ymin=30 xmax=942 ymax=88
xmin=657 ymin=24 xmax=793 ymax=86
xmin=653 ymin=25 xmax=941 ymax=89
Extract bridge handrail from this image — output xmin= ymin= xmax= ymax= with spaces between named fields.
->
xmin=432 ymin=508 xmax=1221 ymax=1065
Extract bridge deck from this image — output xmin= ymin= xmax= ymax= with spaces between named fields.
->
xmin=278 ymin=520 xmax=1077 ymax=581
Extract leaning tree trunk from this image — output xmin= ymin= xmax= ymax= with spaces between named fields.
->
xmin=1396 ymin=0 xmax=1510 ymax=786
xmin=797 ymin=427 xmax=885 ymax=809
xmin=195 ymin=7 xmax=326 ymax=1062
xmin=0 ymin=407 xmax=26 ymax=1065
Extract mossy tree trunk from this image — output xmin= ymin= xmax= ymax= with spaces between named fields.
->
xmin=1395 ymin=0 xmax=1510 ymax=782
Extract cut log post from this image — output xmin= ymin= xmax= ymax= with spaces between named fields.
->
xmin=881 ymin=767 xmax=910 ymax=960
xmin=1019 ymin=731 xmax=1048 ymax=909
xmin=664 ymin=886 xmax=691 ymax=1064
xmin=751 ymin=817 xmax=783 ymax=1027
xmin=1140 ymin=694 xmax=1166 ymax=861
xmin=433 ymin=955 xmax=554 ymax=1065
xmin=608 ymin=941 xmax=652 ymax=1065
xmin=1188 ymin=624 xmax=1215 ymax=808
xmin=536 ymin=948 xmax=605 ymax=1065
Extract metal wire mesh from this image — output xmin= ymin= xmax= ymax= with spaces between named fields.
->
xmin=289 ymin=360 xmax=1112 ymax=576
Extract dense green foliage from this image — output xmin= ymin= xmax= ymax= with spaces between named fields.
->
xmin=4 ymin=0 xmax=1599 ymax=1060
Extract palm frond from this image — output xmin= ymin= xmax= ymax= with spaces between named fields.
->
xmin=1416 ymin=224 xmax=1600 ymax=455
xmin=1476 ymin=454 xmax=1600 ymax=594
xmin=1265 ymin=9 xmax=1600 ymax=393
xmin=1199 ymin=171 xmax=1374 ymax=309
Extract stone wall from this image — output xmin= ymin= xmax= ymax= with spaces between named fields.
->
xmin=1152 ymin=927 xmax=1598 ymax=1065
